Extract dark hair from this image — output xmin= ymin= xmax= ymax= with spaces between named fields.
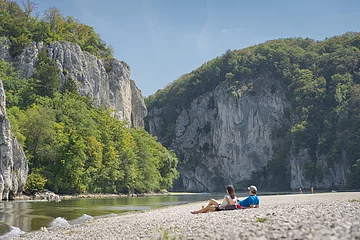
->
xmin=226 ymin=185 xmax=235 ymax=199
xmin=251 ymin=190 xmax=257 ymax=194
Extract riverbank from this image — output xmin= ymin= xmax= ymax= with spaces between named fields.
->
xmin=15 ymin=192 xmax=360 ymax=239
xmin=15 ymin=191 xmax=171 ymax=201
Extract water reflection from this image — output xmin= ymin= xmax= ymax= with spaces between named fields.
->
xmin=0 ymin=201 xmax=38 ymax=235
xmin=0 ymin=193 xmax=224 ymax=235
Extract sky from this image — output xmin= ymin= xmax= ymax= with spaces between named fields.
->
xmin=32 ymin=0 xmax=360 ymax=96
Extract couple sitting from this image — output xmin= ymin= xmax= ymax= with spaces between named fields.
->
xmin=191 ymin=185 xmax=259 ymax=214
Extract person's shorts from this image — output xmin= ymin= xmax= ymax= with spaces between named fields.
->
xmin=215 ymin=205 xmax=237 ymax=211
xmin=224 ymin=204 xmax=236 ymax=210
xmin=215 ymin=205 xmax=224 ymax=211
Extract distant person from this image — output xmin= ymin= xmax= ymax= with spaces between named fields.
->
xmin=191 ymin=185 xmax=237 ymax=214
xmin=299 ymin=188 xmax=303 ymax=194
xmin=236 ymin=185 xmax=259 ymax=208
xmin=311 ymin=186 xmax=314 ymax=194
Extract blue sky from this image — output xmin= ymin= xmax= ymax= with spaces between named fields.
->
xmin=33 ymin=0 xmax=360 ymax=96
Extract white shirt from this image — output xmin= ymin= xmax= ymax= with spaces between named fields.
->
xmin=219 ymin=194 xmax=236 ymax=208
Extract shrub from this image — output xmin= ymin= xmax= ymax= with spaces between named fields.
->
xmin=25 ymin=172 xmax=47 ymax=194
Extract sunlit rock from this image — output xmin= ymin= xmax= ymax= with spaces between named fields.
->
xmin=0 ymin=79 xmax=28 ymax=200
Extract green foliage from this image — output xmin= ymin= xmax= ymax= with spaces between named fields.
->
xmin=61 ymin=77 xmax=78 ymax=94
xmin=257 ymin=217 xmax=270 ymax=223
xmin=25 ymin=172 xmax=47 ymax=194
xmin=0 ymin=59 xmax=31 ymax=108
xmin=32 ymin=49 xmax=60 ymax=97
xmin=302 ymin=160 xmax=324 ymax=184
xmin=0 ymin=43 xmax=178 ymax=196
xmin=7 ymin=91 xmax=179 ymax=194
xmin=146 ymin=32 xmax=360 ymax=189
xmin=7 ymin=106 xmax=26 ymax=145
xmin=0 ymin=0 xmax=113 ymax=59
xmin=225 ymin=72 xmax=235 ymax=81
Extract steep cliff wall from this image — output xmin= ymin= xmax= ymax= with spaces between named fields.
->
xmin=289 ymin=148 xmax=348 ymax=190
xmin=172 ymin=84 xmax=286 ymax=192
xmin=0 ymin=78 xmax=28 ymax=200
xmin=148 ymin=79 xmax=284 ymax=191
xmin=1 ymin=39 xmax=147 ymax=128
xmin=147 ymin=79 xmax=349 ymax=192
xmin=130 ymin=80 xmax=147 ymax=128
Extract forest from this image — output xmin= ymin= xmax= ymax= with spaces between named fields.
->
xmin=0 ymin=0 xmax=178 ymax=194
xmin=146 ymin=32 xmax=360 ymax=188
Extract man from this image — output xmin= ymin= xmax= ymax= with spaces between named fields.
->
xmin=237 ymin=185 xmax=259 ymax=208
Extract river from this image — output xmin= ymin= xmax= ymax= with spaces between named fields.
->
xmin=0 ymin=193 xmax=228 ymax=237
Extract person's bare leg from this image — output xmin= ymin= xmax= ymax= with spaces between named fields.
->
xmin=195 ymin=205 xmax=216 ymax=213
xmin=207 ymin=199 xmax=219 ymax=207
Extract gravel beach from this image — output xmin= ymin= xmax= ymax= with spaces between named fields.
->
xmin=15 ymin=192 xmax=360 ymax=240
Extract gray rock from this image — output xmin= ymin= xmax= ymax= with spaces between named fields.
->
xmin=15 ymin=192 xmax=360 ymax=240
xmin=0 ymin=37 xmax=11 ymax=61
xmin=289 ymin=148 xmax=348 ymax=190
xmin=2 ymin=39 xmax=146 ymax=128
xmin=0 ymin=78 xmax=28 ymax=200
xmin=147 ymin=78 xmax=348 ymax=191
xmin=130 ymin=80 xmax=147 ymax=128
xmin=149 ymin=82 xmax=287 ymax=191
xmin=0 ymin=38 xmax=147 ymax=198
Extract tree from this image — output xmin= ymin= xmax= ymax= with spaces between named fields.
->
xmin=24 ymin=172 xmax=47 ymax=194
xmin=43 ymin=7 xmax=64 ymax=32
xmin=23 ymin=103 xmax=56 ymax=170
xmin=32 ymin=48 xmax=60 ymax=97
xmin=21 ymin=0 xmax=37 ymax=18
xmin=0 ymin=1 xmax=179 ymax=195
xmin=225 ymin=72 xmax=235 ymax=82
xmin=145 ymin=33 xmax=360 ymax=190
xmin=61 ymin=76 xmax=78 ymax=94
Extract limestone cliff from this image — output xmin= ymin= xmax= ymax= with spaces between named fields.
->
xmin=130 ymin=80 xmax=147 ymax=128
xmin=147 ymin=80 xmax=349 ymax=192
xmin=148 ymin=80 xmax=284 ymax=191
xmin=289 ymin=148 xmax=348 ymax=190
xmin=0 ymin=78 xmax=28 ymax=200
xmin=1 ymin=39 xmax=147 ymax=128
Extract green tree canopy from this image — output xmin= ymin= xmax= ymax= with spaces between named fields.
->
xmin=146 ymin=32 xmax=360 ymax=189
xmin=0 ymin=0 xmax=114 ymax=59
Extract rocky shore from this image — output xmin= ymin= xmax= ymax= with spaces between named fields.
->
xmin=15 ymin=192 xmax=360 ymax=240
xmin=15 ymin=191 xmax=169 ymax=201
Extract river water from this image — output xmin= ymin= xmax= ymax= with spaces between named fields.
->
xmin=0 ymin=193 xmax=228 ymax=237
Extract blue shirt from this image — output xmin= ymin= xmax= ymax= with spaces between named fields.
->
xmin=238 ymin=195 xmax=259 ymax=207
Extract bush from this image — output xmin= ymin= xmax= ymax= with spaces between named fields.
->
xmin=25 ymin=172 xmax=47 ymax=194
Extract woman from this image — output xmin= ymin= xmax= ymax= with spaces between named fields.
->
xmin=191 ymin=185 xmax=237 ymax=214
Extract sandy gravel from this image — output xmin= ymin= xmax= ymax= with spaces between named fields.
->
xmin=15 ymin=192 xmax=360 ymax=240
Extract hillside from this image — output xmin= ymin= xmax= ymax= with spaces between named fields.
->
xmin=0 ymin=0 xmax=178 ymax=196
xmin=146 ymin=32 xmax=360 ymax=191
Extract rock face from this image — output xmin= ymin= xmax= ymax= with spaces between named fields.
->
xmin=147 ymin=80 xmax=349 ymax=192
xmin=289 ymin=148 xmax=348 ymax=190
xmin=149 ymin=83 xmax=287 ymax=192
xmin=0 ymin=78 xmax=28 ymax=200
xmin=130 ymin=80 xmax=147 ymax=128
xmin=2 ymin=40 xmax=147 ymax=127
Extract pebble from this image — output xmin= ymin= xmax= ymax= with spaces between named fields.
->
xmin=15 ymin=192 xmax=360 ymax=240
